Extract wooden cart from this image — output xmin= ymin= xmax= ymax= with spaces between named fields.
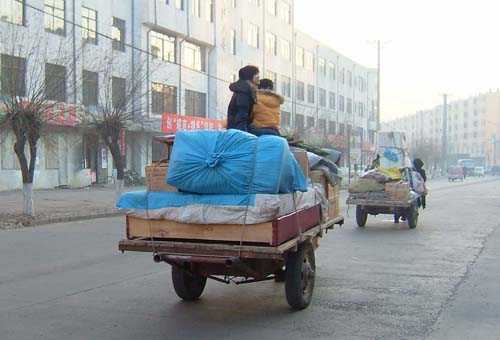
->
xmin=119 ymin=205 xmax=344 ymax=310
xmin=346 ymin=196 xmax=420 ymax=229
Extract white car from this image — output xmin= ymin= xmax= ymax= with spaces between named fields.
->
xmin=474 ymin=166 xmax=485 ymax=177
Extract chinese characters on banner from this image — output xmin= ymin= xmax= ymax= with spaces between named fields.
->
xmin=0 ymin=101 xmax=78 ymax=126
xmin=161 ymin=113 xmax=224 ymax=133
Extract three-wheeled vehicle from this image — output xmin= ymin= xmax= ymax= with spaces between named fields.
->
xmin=119 ymin=208 xmax=344 ymax=310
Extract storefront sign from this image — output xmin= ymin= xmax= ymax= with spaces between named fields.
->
xmin=0 ymin=100 xmax=80 ymax=127
xmin=161 ymin=113 xmax=224 ymax=133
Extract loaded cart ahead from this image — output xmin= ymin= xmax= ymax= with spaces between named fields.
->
xmin=346 ymin=132 xmax=426 ymax=229
xmin=117 ymin=130 xmax=343 ymax=310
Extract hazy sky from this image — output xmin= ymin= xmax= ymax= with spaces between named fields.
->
xmin=295 ymin=0 xmax=500 ymax=121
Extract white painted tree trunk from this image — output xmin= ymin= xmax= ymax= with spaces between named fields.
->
xmin=23 ymin=183 xmax=34 ymax=216
xmin=115 ymin=179 xmax=124 ymax=199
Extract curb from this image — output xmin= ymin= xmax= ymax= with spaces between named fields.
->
xmin=0 ymin=210 xmax=124 ymax=230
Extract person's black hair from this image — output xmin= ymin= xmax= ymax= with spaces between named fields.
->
xmin=414 ymin=158 xmax=424 ymax=169
xmin=238 ymin=65 xmax=260 ymax=81
xmin=258 ymin=78 xmax=274 ymax=90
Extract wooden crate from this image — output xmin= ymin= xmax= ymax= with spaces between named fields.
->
xmin=145 ymin=163 xmax=177 ymax=192
xmin=126 ymin=204 xmax=321 ymax=246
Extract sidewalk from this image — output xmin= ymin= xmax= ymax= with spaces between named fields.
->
xmin=0 ymin=185 xmax=145 ymax=229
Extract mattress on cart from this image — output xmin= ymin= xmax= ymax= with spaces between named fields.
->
xmin=116 ymin=185 xmax=327 ymax=225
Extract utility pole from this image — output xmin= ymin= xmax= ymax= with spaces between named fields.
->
xmin=377 ymin=40 xmax=381 ymax=132
xmin=441 ymin=94 xmax=448 ymax=175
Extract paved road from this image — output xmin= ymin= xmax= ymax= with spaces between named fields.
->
xmin=1 ymin=178 xmax=499 ymax=340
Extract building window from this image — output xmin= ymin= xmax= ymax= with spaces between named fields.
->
xmin=82 ymin=70 xmax=98 ymax=106
xmin=247 ymin=23 xmax=259 ymax=49
xmin=319 ymin=88 xmax=326 ymax=107
xmin=81 ymin=7 xmax=97 ymax=44
xmin=281 ymin=111 xmax=291 ymax=126
xmin=319 ymin=58 xmax=326 ymax=76
xmin=112 ymin=17 xmax=126 ymax=52
xmin=304 ymin=51 xmax=314 ymax=71
xmin=329 ymin=92 xmax=336 ymax=110
xmin=265 ymin=32 xmax=277 ymax=56
xmin=329 ymin=121 xmax=336 ymax=134
xmin=307 ymin=116 xmax=315 ymax=128
xmin=183 ymin=41 xmax=205 ymax=71
xmin=340 ymin=68 xmax=345 ymax=84
xmin=295 ymin=114 xmax=305 ymax=134
xmin=176 ymin=0 xmax=184 ymax=10
xmin=45 ymin=63 xmax=66 ymax=102
xmin=152 ymin=82 xmax=177 ymax=115
xmin=44 ymin=0 xmax=65 ymax=35
xmin=191 ymin=0 xmax=200 ymax=17
xmin=280 ymin=75 xmax=290 ymax=97
xmin=339 ymin=95 xmax=345 ymax=112
xmin=339 ymin=123 xmax=345 ymax=135
xmin=112 ymin=77 xmax=126 ymax=109
xmin=185 ymin=90 xmax=206 ymax=117
xmin=267 ymin=0 xmax=277 ymax=15
xmin=249 ymin=0 xmax=259 ymax=6
xmin=0 ymin=0 xmax=24 ymax=25
xmin=280 ymin=1 xmax=291 ymax=24
xmin=296 ymin=47 xmax=304 ymax=67
xmin=151 ymin=31 xmax=176 ymax=63
xmin=265 ymin=70 xmax=277 ymax=84
xmin=296 ymin=80 xmax=304 ymax=101
xmin=319 ymin=119 xmax=327 ymax=134
xmin=206 ymin=0 xmax=214 ymax=22
xmin=229 ymin=29 xmax=236 ymax=54
xmin=280 ymin=39 xmax=291 ymax=61
xmin=232 ymin=0 xmax=237 ymax=8
xmin=307 ymin=84 xmax=315 ymax=104
xmin=346 ymin=98 xmax=352 ymax=113
xmin=0 ymin=54 xmax=26 ymax=97
xmin=328 ymin=62 xmax=335 ymax=80
xmin=347 ymin=70 xmax=352 ymax=87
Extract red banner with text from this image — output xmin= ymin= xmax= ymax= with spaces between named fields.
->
xmin=161 ymin=113 xmax=224 ymax=133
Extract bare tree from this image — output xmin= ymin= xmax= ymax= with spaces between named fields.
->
xmin=0 ymin=22 xmax=77 ymax=216
xmin=80 ymin=49 xmax=151 ymax=195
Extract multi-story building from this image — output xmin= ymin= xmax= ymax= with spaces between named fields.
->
xmin=0 ymin=0 xmax=378 ymax=191
xmin=386 ymin=91 xmax=500 ymax=166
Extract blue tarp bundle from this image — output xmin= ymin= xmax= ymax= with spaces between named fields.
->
xmin=167 ymin=129 xmax=307 ymax=194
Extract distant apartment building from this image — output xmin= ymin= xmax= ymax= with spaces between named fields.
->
xmin=0 ymin=0 xmax=378 ymax=191
xmin=386 ymin=91 xmax=500 ymax=166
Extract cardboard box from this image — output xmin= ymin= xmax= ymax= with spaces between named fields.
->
xmin=328 ymin=185 xmax=340 ymax=219
xmin=385 ymin=182 xmax=409 ymax=202
xmin=145 ymin=163 xmax=178 ymax=192
xmin=293 ymin=150 xmax=309 ymax=178
xmin=310 ymin=170 xmax=327 ymax=194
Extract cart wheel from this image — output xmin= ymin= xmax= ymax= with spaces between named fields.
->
xmin=407 ymin=204 xmax=419 ymax=229
xmin=285 ymin=243 xmax=316 ymax=310
xmin=171 ymin=266 xmax=207 ymax=301
xmin=356 ymin=206 xmax=368 ymax=227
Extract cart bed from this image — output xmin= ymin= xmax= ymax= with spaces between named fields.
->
xmin=119 ymin=216 xmax=343 ymax=259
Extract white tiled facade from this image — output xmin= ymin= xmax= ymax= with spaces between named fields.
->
xmin=0 ymin=0 xmax=378 ymax=190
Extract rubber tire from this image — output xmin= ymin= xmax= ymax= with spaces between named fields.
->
xmin=356 ymin=205 xmax=368 ymax=227
xmin=285 ymin=243 xmax=316 ymax=310
xmin=171 ymin=266 xmax=207 ymax=301
xmin=407 ymin=204 xmax=419 ymax=229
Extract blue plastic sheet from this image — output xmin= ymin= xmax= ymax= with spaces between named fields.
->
xmin=167 ymin=130 xmax=307 ymax=194
xmin=116 ymin=191 xmax=256 ymax=210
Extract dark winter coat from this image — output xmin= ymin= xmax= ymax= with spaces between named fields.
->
xmin=227 ymin=80 xmax=257 ymax=132
xmin=413 ymin=158 xmax=427 ymax=182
